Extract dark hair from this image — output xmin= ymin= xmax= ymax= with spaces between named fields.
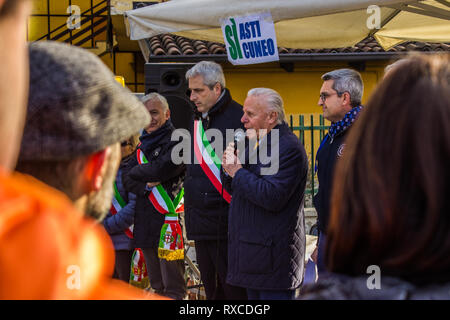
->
xmin=325 ymin=53 xmax=450 ymax=285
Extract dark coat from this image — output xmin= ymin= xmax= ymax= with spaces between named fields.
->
xmin=184 ymin=88 xmax=244 ymax=241
xmin=300 ymin=273 xmax=450 ymax=300
xmin=224 ymin=123 xmax=308 ymax=290
xmin=313 ymin=130 xmax=349 ymax=233
xmin=103 ymin=165 xmax=136 ymax=251
xmin=122 ymin=120 xmax=185 ymax=248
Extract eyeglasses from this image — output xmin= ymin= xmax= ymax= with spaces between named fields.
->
xmin=319 ymin=92 xmax=338 ymax=101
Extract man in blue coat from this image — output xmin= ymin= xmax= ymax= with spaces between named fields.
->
xmin=222 ymin=88 xmax=308 ymax=300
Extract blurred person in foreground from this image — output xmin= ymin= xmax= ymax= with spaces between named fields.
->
xmin=7 ymin=40 xmax=166 ymax=299
xmin=222 ymin=88 xmax=308 ymax=300
xmin=0 ymin=0 xmax=30 ymax=171
xmin=300 ymin=53 xmax=450 ymax=299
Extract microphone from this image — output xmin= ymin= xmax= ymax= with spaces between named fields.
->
xmin=234 ymin=130 xmax=246 ymax=154
xmin=223 ymin=130 xmax=246 ymax=178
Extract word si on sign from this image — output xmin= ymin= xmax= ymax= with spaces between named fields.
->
xmin=221 ymin=12 xmax=279 ymax=65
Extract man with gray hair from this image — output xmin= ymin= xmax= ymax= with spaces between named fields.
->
xmin=222 ymin=88 xmax=308 ymax=300
xmin=184 ymin=61 xmax=247 ymax=300
xmin=313 ymin=68 xmax=364 ymax=278
xmin=122 ymin=92 xmax=186 ymax=300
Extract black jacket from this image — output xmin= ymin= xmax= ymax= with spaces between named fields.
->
xmin=313 ymin=130 xmax=349 ymax=233
xmin=223 ymin=123 xmax=308 ymax=290
xmin=122 ymin=120 xmax=185 ymax=248
xmin=184 ymin=88 xmax=244 ymax=241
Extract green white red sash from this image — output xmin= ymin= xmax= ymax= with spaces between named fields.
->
xmin=109 ymin=179 xmax=149 ymax=289
xmin=193 ymin=120 xmax=231 ymax=203
xmin=129 ymin=248 xmax=149 ymax=289
xmin=136 ymin=147 xmax=185 ymax=261
xmin=110 ymin=182 xmax=134 ymax=239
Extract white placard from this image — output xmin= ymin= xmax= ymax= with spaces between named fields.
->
xmin=221 ymin=12 xmax=279 ymax=66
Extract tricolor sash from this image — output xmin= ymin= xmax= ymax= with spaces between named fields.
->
xmin=129 ymin=248 xmax=150 ymax=289
xmin=109 ymin=179 xmax=149 ymax=289
xmin=193 ymin=120 xmax=231 ymax=203
xmin=110 ymin=182 xmax=134 ymax=239
xmin=137 ymin=147 xmax=185 ymax=261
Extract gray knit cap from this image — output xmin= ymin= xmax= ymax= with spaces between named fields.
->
xmin=19 ymin=41 xmax=150 ymax=161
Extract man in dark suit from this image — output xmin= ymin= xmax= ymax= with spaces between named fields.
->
xmin=122 ymin=93 xmax=186 ymax=300
xmin=222 ymin=88 xmax=308 ymax=300
xmin=184 ymin=61 xmax=247 ymax=300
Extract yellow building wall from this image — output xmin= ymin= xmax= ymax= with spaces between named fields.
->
xmin=224 ymin=61 xmax=384 ymax=115
xmin=28 ymin=0 xmax=108 ymax=46
xmin=100 ymin=52 xmax=146 ymax=93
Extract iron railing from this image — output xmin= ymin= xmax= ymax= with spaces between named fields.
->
xmin=288 ymin=114 xmax=330 ymax=196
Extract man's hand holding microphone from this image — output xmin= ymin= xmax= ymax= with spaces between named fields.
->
xmin=222 ymin=130 xmax=245 ymax=178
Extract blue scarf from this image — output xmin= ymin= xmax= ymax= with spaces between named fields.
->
xmin=328 ymin=105 xmax=363 ymax=140
xmin=139 ymin=119 xmax=174 ymax=154
xmin=314 ymin=106 xmax=363 ymax=174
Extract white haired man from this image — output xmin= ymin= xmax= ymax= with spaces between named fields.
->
xmin=222 ymin=88 xmax=308 ymax=300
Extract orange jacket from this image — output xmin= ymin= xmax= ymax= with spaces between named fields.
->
xmin=0 ymin=169 xmax=167 ymax=300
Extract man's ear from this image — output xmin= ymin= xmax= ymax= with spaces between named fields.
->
xmin=165 ymin=108 xmax=171 ymax=121
xmin=83 ymin=147 xmax=110 ymax=192
xmin=213 ymin=82 xmax=222 ymax=96
xmin=268 ymin=111 xmax=278 ymax=125
xmin=342 ymin=92 xmax=352 ymax=107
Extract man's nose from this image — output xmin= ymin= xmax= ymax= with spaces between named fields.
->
xmin=318 ymin=97 xmax=323 ymax=106
xmin=241 ymin=114 xmax=247 ymax=123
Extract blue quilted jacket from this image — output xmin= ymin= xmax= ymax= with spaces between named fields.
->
xmin=103 ymin=165 xmax=136 ymax=251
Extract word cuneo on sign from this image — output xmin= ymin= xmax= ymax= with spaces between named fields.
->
xmin=221 ymin=12 xmax=279 ymax=65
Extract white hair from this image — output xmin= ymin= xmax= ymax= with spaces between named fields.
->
xmin=141 ymin=92 xmax=169 ymax=112
xmin=247 ymin=88 xmax=286 ymax=125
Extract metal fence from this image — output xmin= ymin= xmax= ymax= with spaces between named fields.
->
xmin=288 ymin=114 xmax=330 ymax=197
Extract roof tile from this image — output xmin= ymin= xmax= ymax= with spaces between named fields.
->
xmin=146 ymin=34 xmax=450 ymax=57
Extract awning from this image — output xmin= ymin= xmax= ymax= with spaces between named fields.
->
xmin=125 ymin=0 xmax=450 ymax=50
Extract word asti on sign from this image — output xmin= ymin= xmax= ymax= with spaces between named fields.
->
xmin=222 ymin=12 xmax=279 ymax=65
